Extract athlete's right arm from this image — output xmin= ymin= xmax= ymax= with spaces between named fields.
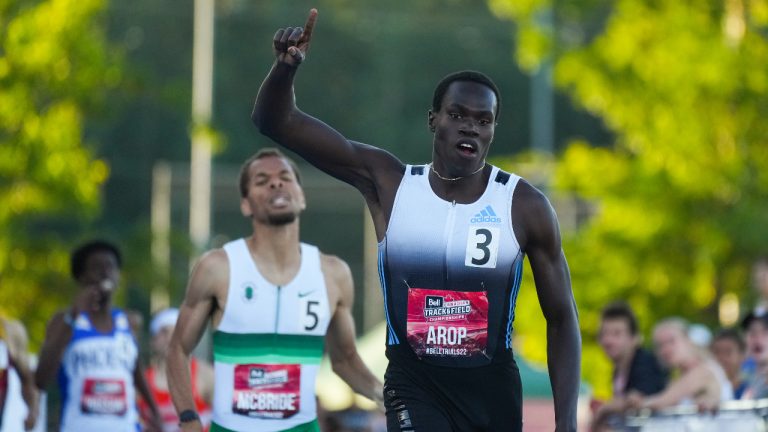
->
xmin=34 ymin=312 xmax=73 ymax=391
xmin=251 ymin=9 xmax=404 ymax=195
xmin=34 ymin=284 xmax=101 ymax=390
xmin=167 ymin=249 xmax=227 ymax=432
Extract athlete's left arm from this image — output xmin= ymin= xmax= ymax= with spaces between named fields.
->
xmin=513 ymin=180 xmax=581 ymax=432
xmin=133 ymin=363 xmax=163 ymax=432
xmin=4 ymin=319 xmax=39 ymax=430
xmin=322 ymin=255 xmax=384 ymax=406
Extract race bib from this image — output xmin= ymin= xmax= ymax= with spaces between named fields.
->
xmin=406 ymin=288 xmax=489 ymax=358
xmin=80 ymin=378 xmax=127 ymax=415
xmin=232 ymin=364 xmax=301 ymax=419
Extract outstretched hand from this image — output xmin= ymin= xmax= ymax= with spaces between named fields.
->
xmin=273 ymin=8 xmax=317 ymax=67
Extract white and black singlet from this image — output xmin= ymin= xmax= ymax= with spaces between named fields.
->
xmin=379 ymin=164 xmax=525 ymax=431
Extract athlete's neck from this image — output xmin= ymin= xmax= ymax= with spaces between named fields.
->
xmin=85 ymin=307 xmax=114 ymax=332
xmin=428 ymin=163 xmax=490 ymax=204
xmin=246 ymin=226 xmax=302 ymax=286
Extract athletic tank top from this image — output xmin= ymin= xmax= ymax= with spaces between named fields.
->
xmin=57 ymin=309 xmax=139 ymax=432
xmin=380 ymin=164 xmax=524 ymax=368
xmin=141 ymin=358 xmax=212 ymax=431
xmin=212 ymin=240 xmax=330 ymax=432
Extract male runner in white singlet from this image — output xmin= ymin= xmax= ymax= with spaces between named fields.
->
xmin=252 ymin=10 xmax=581 ymax=432
xmin=166 ymin=149 xmax=383 ymax=432
xmin=35 ymin=240 xmax=163 ymax=432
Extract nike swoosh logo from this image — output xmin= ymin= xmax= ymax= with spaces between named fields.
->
xmin=298 ymin=290 xmax=315 ymax=298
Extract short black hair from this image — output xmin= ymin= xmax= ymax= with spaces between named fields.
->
xmin=712 ymin=328 xmax=746 ymax=352
xmin=432 ymin=70 xmax=501 ymax=118
xmin=238 ymin=147 xmax=303 ymax=198
xmin=70 ymin=240 xmax=122 ymax=280
xmin=600 ymin=301 xmax=639 ymax=336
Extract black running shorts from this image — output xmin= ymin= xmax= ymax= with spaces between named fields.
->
xmin=383 ymin=357 xmax=523 ymax=431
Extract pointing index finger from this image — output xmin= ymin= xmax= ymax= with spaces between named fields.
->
xmin=302 ymin=8 xmax=318 ymax=43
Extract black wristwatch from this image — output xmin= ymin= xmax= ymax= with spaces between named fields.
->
xmin=178 ymin=409 xmax=200 ymax=425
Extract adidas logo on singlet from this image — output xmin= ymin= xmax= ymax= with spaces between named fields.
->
xmin=470 ymin=205 xmax=502 ymax=224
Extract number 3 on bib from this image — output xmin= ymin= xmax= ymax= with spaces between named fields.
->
xmin=465 ymin=227 xmax=500 ymax=268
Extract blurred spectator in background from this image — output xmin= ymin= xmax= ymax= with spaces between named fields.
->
xmin=139 ymin=308 xmax=213 ymax=431
xmin=742 ymin=258 xmax=768 ymax=377
xmin=752 ymin=258 xmax=768 ymax=316
xmin=626 ymin=318 xmax=732 ymax=412
xmin=710 ymin=328 xmax=748 ymax=399
xmin=0 ymin=315 xmax=38 ymax=431
xmin=590 ymin=302 xmax=667 ymax=430
xmin=741 ymin=311 xmax=768 ymax=400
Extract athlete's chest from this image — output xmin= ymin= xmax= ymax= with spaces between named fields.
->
xmin=64 ymin=332 xmax=137 ymax=376
xmin=388 ymin=194 xmax=518 ymax=272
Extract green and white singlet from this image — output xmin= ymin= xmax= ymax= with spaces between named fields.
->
xmin=211 ymin=240 xmax=331 ymax=432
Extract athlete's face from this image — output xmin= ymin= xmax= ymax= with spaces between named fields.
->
xmin=429 ymin=81 xmax=497 ymax=177
xmin=598 ymin=318 xmax=638 ymax=363
xmin=746 ymin=320 xmax=768 ymax=365
xmin=78 ymin=250 xmax=120 ymax=308
xmin=240 ymin=156 xmax=306 ymax=226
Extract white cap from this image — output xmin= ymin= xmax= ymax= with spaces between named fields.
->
xmin=150 ymin=308 xmax=179 ymax=336
xmin=688 ymin=323 xmax=712 ymax=347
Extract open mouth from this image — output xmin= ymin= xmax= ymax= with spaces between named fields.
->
xmin=457 ymin=142 xmax=477 ymax=156
xmin=270 ymin=194 xmax=290 ymax=207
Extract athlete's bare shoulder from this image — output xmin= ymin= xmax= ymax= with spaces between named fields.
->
xmin=511 ymin=178 xmax=560 ymax=252
xmin=348 ymin=141 xmax=405 ymax=199
xmin=319 ymin=253 xmax=352 ymax=284
xmin=1 ymin=318 xmax=29 ymax=360
xmin=318 ymin=252 xmax=353 ymax=304
xmin=187 ymin=248 xmax=230 ymax=302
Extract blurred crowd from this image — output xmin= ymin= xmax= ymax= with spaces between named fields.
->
xmin=589 ymin=258 xmax=768 ymax=431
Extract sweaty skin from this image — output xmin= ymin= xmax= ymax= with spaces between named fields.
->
xmin=252 ymin=9 xmax=581 ymax=431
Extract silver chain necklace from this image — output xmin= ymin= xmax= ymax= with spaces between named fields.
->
xmin=430 ymin=163 xmax=486 ymax=181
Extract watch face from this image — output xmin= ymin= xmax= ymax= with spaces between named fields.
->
xmin=179 ymin=410 xmax=199 ymax=423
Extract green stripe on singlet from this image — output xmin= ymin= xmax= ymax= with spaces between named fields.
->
xmin=213 ymin=331 xmax=325 ymax=365
xmin=210 ymin=419 xmax=320 ymax=432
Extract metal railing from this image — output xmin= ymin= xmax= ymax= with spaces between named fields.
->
xmin=614 ymin=399 xmax=768 ymax=431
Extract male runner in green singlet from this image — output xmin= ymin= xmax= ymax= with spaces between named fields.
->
xmin=167 ymin=149 xmax=382 ymax=432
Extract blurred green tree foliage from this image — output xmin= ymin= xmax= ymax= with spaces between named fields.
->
xmin=0 ymin=0 xmax=120 ymax=344
xmin=491 ymin=0 xmax=768 ymax=397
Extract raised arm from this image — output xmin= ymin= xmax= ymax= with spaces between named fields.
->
xmin=513 ymin=180 xmax=581 ymax=432
xmin=251 ymin=9 xmax=403 ymax=199
xmin=322 ymin=255 xmax=383 ymax=405
xmin=167 ymin=250 xmax=226 ymax=432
